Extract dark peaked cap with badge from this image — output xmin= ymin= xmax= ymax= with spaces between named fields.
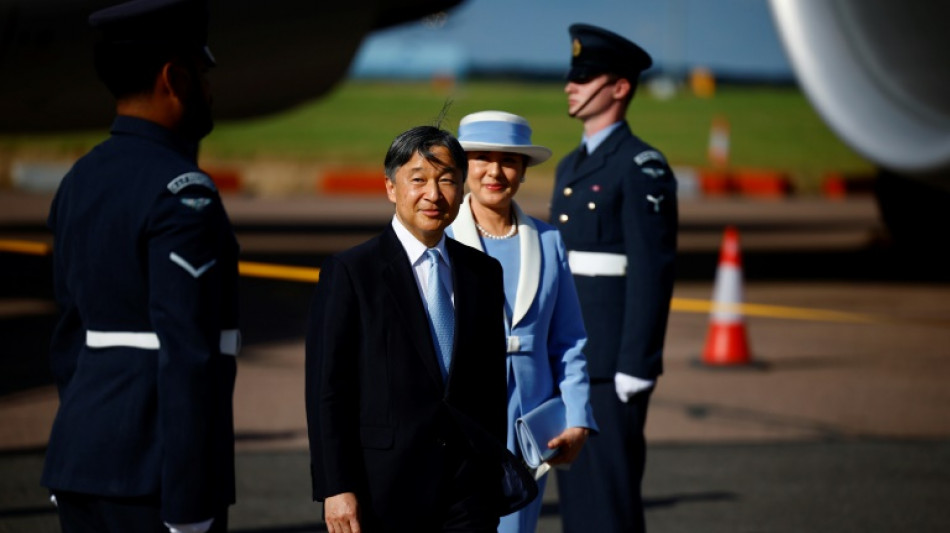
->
xmin=568 ymin=23 xmax=652 ymax=83
xmin=89 ymin=0 xmax=215 ymax=66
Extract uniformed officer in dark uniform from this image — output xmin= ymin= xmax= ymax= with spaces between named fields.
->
xmin=550 ymin=24 xmax=678 ymax=533
xmin=42 ymin=1 xmax=238 ymax=532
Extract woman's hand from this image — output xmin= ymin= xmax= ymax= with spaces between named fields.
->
xmin=546 ymin=426 xmax=589 ymax=465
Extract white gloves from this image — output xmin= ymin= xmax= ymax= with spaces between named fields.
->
xmin=614 ymin=372 xmax=654 ymax=402
xmin=166 ymin=518 xmax=214 ymax=533
xmin=52 ymin=491 xmax=212 ymax=533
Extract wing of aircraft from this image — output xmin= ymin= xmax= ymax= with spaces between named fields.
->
xmin=0 ymin=0 xmax=461 ymax=132
xmin=768 ymin=0 xmax=950 ymax=246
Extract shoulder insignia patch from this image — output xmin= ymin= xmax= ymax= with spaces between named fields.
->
xmin=167 ymin=172 xmax=216 ymax=195
xmin=180 ymin=197 xmax=213 ymax=211
xmin=642 ymin=167 xmax=667 ymax=178
xmin=634 ymin=150 xmax=666 ymax=167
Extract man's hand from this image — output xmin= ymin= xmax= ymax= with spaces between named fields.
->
xmin=546 ymin=426 xmax=590 ymax=465
xmin=324 ymin=492 xmax=360 ymax=533
xmin=614 ymin=372 xmax=654 ymax=402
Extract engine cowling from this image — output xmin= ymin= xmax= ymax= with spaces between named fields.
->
xmin=769 ymin=0 xmax=950 ymax=247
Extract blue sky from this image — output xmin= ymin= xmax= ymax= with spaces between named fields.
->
xmin=351 ymin=0 xmax=792 ymax=79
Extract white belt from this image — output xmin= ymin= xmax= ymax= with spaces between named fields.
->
xmin=567 ymin=251 xmax=627 ymax=277
xmin=86 ymin=329 xmax=241 ymax=356
xmin=506 ymin=335 xmax=535 ymax=354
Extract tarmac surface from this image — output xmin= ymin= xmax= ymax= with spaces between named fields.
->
xmin=2 ymin=190 xmax=949 ymax=532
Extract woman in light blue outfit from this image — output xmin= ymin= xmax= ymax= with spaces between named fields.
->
xmin=447 ymin=111 xmax=598 ymax=533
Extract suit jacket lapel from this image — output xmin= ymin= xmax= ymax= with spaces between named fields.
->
xmin=451 ymin=195 xmax=539 ymax=330
xmin=511 ymin=201 xmax=539 ymax=329
xmin=451 ymin=195 xmax=484 ymax=252
xmin=379 ymin=226 xmax=446 ymax=388
xmin=563 ymin=123 xmax=631 ymax=187
xmin=448 ymin=239 xmax=480 ymax=378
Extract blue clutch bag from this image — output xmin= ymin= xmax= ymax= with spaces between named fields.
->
xmin=515 ymin=396 xmax=566 ymax=469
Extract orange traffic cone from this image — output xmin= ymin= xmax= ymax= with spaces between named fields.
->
xmin=702 ymin=226 xmax=752 ymax=365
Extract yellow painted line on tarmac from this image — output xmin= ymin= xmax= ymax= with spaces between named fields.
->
xmin=0 ymin=238 xmax=890 ymax=324
xmin=672 ymin=298 xmax=880 ymax=324
xmin=0 ymin=239 xmax=52 ymax=256
xmin=1 ymin=240 xmax=323 ymax=283
xmin=239 ymin=261 xmax=321 ymax=283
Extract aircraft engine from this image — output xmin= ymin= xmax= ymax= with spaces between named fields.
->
xmin=768 ymin=0 xmax=950 ymax=247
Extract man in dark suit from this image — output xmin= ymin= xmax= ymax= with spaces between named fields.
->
xmin=550 ymin=24 xmax=679 ymax=533
xmin=42 ymin=1 xmax=237 ymax=533
xmin=306 ymin=126 xmax=514 ymax=532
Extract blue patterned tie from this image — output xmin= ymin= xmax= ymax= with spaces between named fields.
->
xmin=425 ymin=248 xmax=454 ymax=381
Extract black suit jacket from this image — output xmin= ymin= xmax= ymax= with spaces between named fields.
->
xmin=306 ymin=225 xmax=509 ymax=527
xmin=550 ymin=122 xmax=678 ymax=380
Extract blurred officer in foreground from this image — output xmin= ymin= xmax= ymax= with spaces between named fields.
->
xmin=42 ymin=1 xmax=239 ymax=532
xmin=550 ymin=23 xmax=678 ymax=533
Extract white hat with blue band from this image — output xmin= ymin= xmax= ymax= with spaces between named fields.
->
xmin=457 ymin=111 xmax=553 ymax=167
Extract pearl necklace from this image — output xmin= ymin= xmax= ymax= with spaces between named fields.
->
xmin=475 ymin=213 xmax=518 ymax=240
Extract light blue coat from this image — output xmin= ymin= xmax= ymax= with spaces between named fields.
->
xmin=448 ymin=194 xmax=598 ymax=532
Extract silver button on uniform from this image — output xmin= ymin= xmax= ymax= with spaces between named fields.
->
xmin=588 ymin=202 xmax=596 ymax=210
xmin=559 ymin=214 xmax=569 ymax=223
xmin=564 ymin=187 xmax=573 ymax=197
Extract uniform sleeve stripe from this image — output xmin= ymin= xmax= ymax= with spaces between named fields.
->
xmin=170 ymin=252 xmax=217 ymax=278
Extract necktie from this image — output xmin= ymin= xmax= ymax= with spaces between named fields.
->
xmin=425 ymin=249 xmax=454 ymax=381
xmin=574 ymin=143 xmax=588 ymax=170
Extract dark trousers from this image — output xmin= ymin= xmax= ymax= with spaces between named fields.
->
xmin=557 ymin=382 xmax=652 ymax=533
xmin=54 ymin=491 xmax=228 ymax=533
xmin=437 ymin=439 xmax=500 ymax=533
xmin=352 ymin=432 xmax=500 ymax=533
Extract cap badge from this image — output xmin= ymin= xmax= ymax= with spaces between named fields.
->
xmin=572 ymin=38 xmax=582 ymax=57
